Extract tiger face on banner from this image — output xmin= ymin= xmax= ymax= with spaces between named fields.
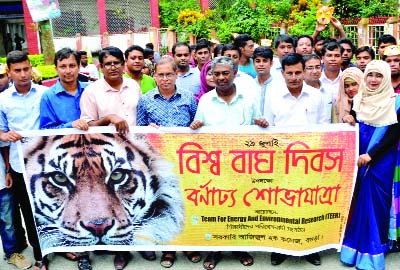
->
xmin=22 ymin=133 xmax=184 ymax=250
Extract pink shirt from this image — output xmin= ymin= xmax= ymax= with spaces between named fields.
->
xmin=80 ymin=77 xmax=141 ymax=126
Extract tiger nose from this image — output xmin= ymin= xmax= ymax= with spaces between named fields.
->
xmin=84 ymin=219 xmax=113 ymax=237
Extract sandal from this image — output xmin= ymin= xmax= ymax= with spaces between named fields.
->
xmin=184 ymin=251 xmax=202 ymax=263
xmin=235 ymin=251 xmax=254 ymax=266
xmin=33 ymin=257 xmax=49 ymax=270
xmin=203 ymin=252 xmax=222 ymax=270
xmin=139 ymin=251 xmax=156 ymax=261
xmin=78 ymin=257 xmax=92 ymax=270
xmin=160 ymin=252 xmax=175 ymax=268
xmin=60 ymin=252 xmax=78 ymax=261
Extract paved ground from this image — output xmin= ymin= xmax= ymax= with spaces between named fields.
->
xmin=0 ymin=247 xmax=399 ymax=270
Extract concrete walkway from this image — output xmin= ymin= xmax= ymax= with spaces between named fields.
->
xmin=1 ymin=247 xmax=399 ymax=270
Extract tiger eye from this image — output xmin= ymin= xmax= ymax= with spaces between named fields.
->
xmin=51 ymin=172 xmax=68 ymax=185
xmin=110 ymin=171 xmax=124 ymax=183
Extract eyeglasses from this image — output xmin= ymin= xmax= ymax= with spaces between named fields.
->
xmin=155 ymin=73 xmax=175 ymax=79
xmin=305 ymin=65 xmax=322 ymax=71
xmin=103 ymin=61 xmax=123 ymax=69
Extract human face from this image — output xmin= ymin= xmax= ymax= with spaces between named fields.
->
xmin=276 ymin=41 xmax=294 ymax=60
xmin=205 ymin=69 xmax=215 ymax=88
xmin=356 ymin=51 xmax=373 ymax=72
xmin=314 ymin=40 xmax=325 ymax=55
xmin=142 ymin=66 xmax=151 ymax=76
xmin=173 ymin=45 xmax=191 ymax=70
xmin=365 ymin=72 xmax=384 ymax=90
xmin=8 ymin=60 xmax=32 ymax=89
xmin=195 ymin=48 xmax=211 ymax=66
xmin=282 ymin=62 xmax=304 ymax=92
xmin=212 ymin=64 xmax=236 ymax=93
xmin=322 ymin=48 xmax=342 ymax=72
xmin=253 ymin=56 xmax=272 ymax=76
xmin=126 ymin=50 xmax=144 ymax=74
xmin=378 ymin=42 xmax=396 ymax=58
xmin=154 ymin=63 xmax=177 ymax=92
xmin=304 ymin=58 xmax=322 ymax=83
xmin=56 ymin=54 xmax=79 ymax=84
xmin=147 ymin=54 xmax=155 ymax=63
xmin=0 ymin=74 xmax=9 ymax=92
xmin=343 ymin=79 xmax=359 ymax=98
xmin=80 ymin=54 xmax=88 ymax=66
xmin=296 ymin=37 xmax=313 ymax=56
xmin=384 ymin=55 xmax=400 ymax=76
xmin=241 ymin=40 xmax=255 ymax=58
xmin=101 ymin=54 xmax=124 ymax=82
xmin=340 ymin=43 xmax=353 ymax=65
xmin=223 ymin=50 xmax=240 ymax=67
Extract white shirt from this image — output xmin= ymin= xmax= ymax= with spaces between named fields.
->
xmin=320 ymin=70 xmax=341 ymax=103
xmin=80 ymin=64 xmax=99 ymax=80
xmin=264 ymin=83 xmax=328 ymax=126
xmin=304 ymin=81 xmax=333 ymax=123
xmin=234 ymin=71 xmax=260 ymax=100
xmin=270 ymin=57 xmax=285 ymax=84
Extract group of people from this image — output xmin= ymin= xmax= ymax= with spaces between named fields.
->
xmin=0 ymin=17 xmax=400 ymax=270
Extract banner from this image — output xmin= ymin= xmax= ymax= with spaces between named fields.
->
xmin=17 ymin=124 xmax=358 ymax=256
xmin=26 ymin=0 xmax=61 ymax=22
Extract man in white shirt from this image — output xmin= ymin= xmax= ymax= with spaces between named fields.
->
xmin=320 ymin=42 xmax=343 ymax=101
xmin=78 ymin=51 xmax=99 ymax=82
xmin=265 ymin=53 xmax=327 ymax=126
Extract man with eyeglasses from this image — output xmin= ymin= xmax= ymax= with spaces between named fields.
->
xmin=303 ymin=54 xmax=333 ymax=123
xmin=80 ymin=46 xmax=141 ymax=139
xmin=172 ymin=42 xmax=201 ymax=95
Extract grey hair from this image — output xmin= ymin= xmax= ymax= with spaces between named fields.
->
xmin=210 ymin=56 xmax=235 ymax=73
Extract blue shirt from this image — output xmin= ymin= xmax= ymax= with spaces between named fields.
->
xmin=238 ymin=58 xmax=257 ymax=78
xmin=137 ymin=87 xmax=197 ymax=127
xmin=175 ymin=68 xmax=201 ymax=95
xmin=0 ymin=83 xmax=47 ymax=172
xmin=40 ymin=80 xmax=88 ymax=129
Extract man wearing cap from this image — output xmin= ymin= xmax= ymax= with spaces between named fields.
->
xmin=0 ymin=64 xmax=11 ymax=92
xmin=383 ymin=45 xmax=400 ymax=93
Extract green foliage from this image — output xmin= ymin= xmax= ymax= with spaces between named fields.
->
xmin=159 ymin=0 xmax=200 ymax=30
xmin=289 ymin=4 xmax=318 ymax=36
xmin=28 ymin=54 xmax=45 ymax=67
xmin=359 ymin=0 xmax=398 ymax=17
xmin=36 ymin=65 xmax=57 ymax=80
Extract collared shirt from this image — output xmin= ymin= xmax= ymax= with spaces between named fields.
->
xmin=264 ymin=83 xmax=327 ymax=126
xmin=80 ymin=77 xmax=141 ymax=126
xmin=80 ymin=63 xmax=99 ymax=79
xmin=238 ymin=58 xmax=257 ymax=78
xmin=255 ymin=76 xmax=274 ymax=115
xmin=320 ymin=70 xmax=342 ymax=103
xmin=305 ymin=81 xmax=334 ymax=123
xmin=137 ymin=87 xmax=197 ymax=127
xmin=195 ymin=86 xmax=261 ymax=126
xmin=234 ymin=71 xmax=260 ymax=100
xmin=176 ymin=67 xmax=201 ymax=95
xmin=40 ymin=80 xmax=88 ymax=129
xmin=0 ymin=83 xmax=48 ymax=172
xmin=270 ymin=57 xmax=285 ymax=83
xmin=123 ymin=73 xmax=157 ymax=94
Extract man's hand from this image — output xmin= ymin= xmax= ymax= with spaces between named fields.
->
xmin=0 ymin=131 xmax=22 ymax=142
xmin=254 ymin=118 xmax=269 ymax=128
xmin=357 ymin=153 xmax=372 ymax=167
xmin=108 ymin=115 xmax=129 ymax=135
xmin=315 ymin=21 xmax=327 ymax=33
xmin=72 ymin=119 xmax=89 ymax=131
xmin=330 ymin=17 xmax=346 ymax=37
xmin=190 ymin=120 xmax=204 ymax=130
xmin=342 ymin=115 xmax=356 ymax=126
xmin=5 ymin=173 xmax=12 ymax=188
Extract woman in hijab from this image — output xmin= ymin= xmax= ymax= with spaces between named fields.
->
xmin=341 ymin=60 xmax=400 ymax=270
xmin=332 ymin=67 xmax=363 ymax=123
xmin=195 ymin=60 xmax=215 ymax=103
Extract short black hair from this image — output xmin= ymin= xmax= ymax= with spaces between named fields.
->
xmin=124 ymin=45 xmax=144 ymax=59
xmin=54 ymin=48 xmax=80 ymax=66
xmin=338 ymin=38 xmax=355 ymax=54
xmin=213 ymin=43 xmax=224 ymax=58
xmin=221 ymin=44 xmax=241 ymax=58
xmin=99 ymin=46 xmax=124 ymax=65
xmin=78 ymin=50 xmax=88 ymax=56
xmin=274 ymin=34 xmax=294 ymax=49
xmin=172 ymin=42 xmax=191 ymax=55
xmin=281 ymin=53 xmax=305 ymax=70
xmin=315 ymin=36 xmax=326 ymax=43
xmin=295 ymin=35 xmax=314 ymax=48
xmin=303 ymin=53 xmax=321 ymax=64
xmin=233 ymin=34 xmax=253 ymax=48
xmin=252 ymin=46 xmax=273 ymax=61
xmin=321 ymin=42 xmax=344 ymax=56
xmin=378 ymin=34 xmax=397 ymax=47
xmin=145 ymin=42 xmax=154 ymax=50
xmin=144 ymin=48 xmax=154 ymax=58
xmin=355 ymin=46 xmax=375 ymax=59
xmin=195 ymin=42 xmax=210 ymax=53
xmin=6 ymin=50 xmax=29 ymax=68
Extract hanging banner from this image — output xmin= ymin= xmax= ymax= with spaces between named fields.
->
xmin=17 ymin=124 xmax=358 ymax=256
xmin=26 ymin=0 xmax=61 ymax=22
